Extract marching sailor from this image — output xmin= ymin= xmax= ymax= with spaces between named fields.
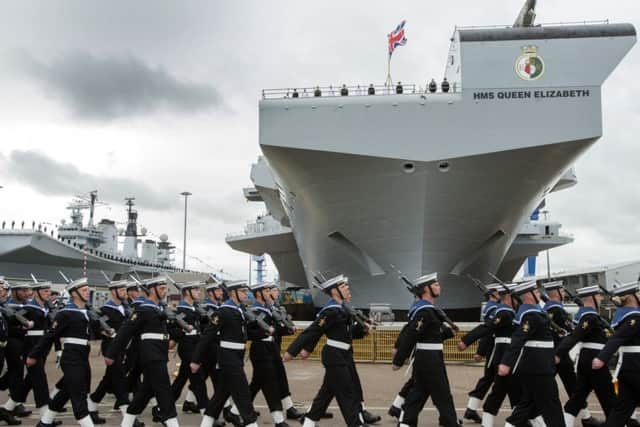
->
xmin=0 ymin=277 xmax=20 ymax=425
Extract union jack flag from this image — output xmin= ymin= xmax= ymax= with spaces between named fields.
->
xmin=388 ymin=20 xmax=407 ymax=57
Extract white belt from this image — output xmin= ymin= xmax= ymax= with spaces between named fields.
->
xmin=61 ymin=337 xmax=89 ymax=346
xmin=184 ymin=330 xmax=199 ymax=336
xmin=0 ymin=341 xmax=7 ymax=348
xmin=574 ymin=342 xmax=606 ymax=371
xmin=524 ymin=340 xmax=554 ymax=348
xmin=220 ymin=340 xmax=245 ymax=350
xmin=415 ymin=343 xmax=444 ymax=351
xmin=26 ymin=330 xmax=45 ymax=336
xmin=494 ymin=337 xmax=512 ymax=344
xmin=613 ymin=346 xmax=640 ymax=380
xmin=326 ymin=339 xmax=351 ymax=350
xmin=141 ymin=333 xmax=169 ymax=341
xmin=261 ymin=336 xmax=274 ymax=342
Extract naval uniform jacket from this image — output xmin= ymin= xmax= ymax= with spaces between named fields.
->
xmin=556 ymin=306 xmax=608 ymax=373
xmin=29 ymin=302 xmax=97 ymax=365
xmin=22 ymin=299 xmax=52 ymax=356
xmin=169 ymin=300 xmax=202 ymax=351
xmin=501 ymin=304 xmax=556 ymax=375
xmin=476 ymin=301 xmax=499 ymax=358
xmin=392 ymin=300 xmax=455 ymax=370
xmin=287 ymin=299 xmax=367 ymax=367
xmin=543 ymin=301 xmax=573 ymax=344
xmin=0 ymin=310 xmax=8 ymax=350
xmin=5 ymin=298 xmax=28 ymax=340
xmin=247 ymin=302 xmax=280 ymax=362
xmin=462 ymin=304 xmax=516 ymax=368
xmin=193 ymin=299 xmax=248 ymax=368
xmin=596 ymin=307 xmax=640 ymax=380
xmin=98 ymin=300 xmax=127 ymax=355
xmin=105 ymin=298 xmax=169 ymax=364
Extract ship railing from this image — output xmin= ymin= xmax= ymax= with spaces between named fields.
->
xmin=262 ymin=83 xmax=434 ymax=100
xmin=455 ymin=19 xmax=609 ymax=31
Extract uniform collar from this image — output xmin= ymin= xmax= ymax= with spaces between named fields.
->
xmin=514 ymin=304 xmax=543 ymax=324
xmin=105 ymin=299 xmax=122 ymax=307
xmin=482 ymin=300 xmax=499 ymax=316
xmin=203 ymin=298 xmax=219 ymax=307
xmin=611 ymin=307 xmax=640 ymax=328
xmin=178 ymin=300 xmax=195 ymax=309
xmin=543 ymin=300 xmax=564 ymax=312
xmin=409 ymin=299 xmax=435 ymax=320
xmin=252 ymin=301 xmax=266 ymax=308
xmin=494 ymin=303 xmax=515 ymax=314
xmin=573 ymin=306 xmax=597 ymax=324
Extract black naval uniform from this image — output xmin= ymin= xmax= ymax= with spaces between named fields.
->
xmin=501 ymin=304 xmax=565 ymax=426
xmin=556 ymin=306 xmax=616 ymax=420
xmin=462 ymin=303 xmax=520 ymax=418
xmin=4 ymin=298 xmax=29 ymax=409
xmin=89 ymin=299 xmax=130 ymax=410
xmin=247 ymin=301 xmax=286 ymax=421
xmin=287 ymin=299 xmax=368 ymax=427
xmin=595 ymin=307 xmax=640 ymax=426
xmin=193 ymin=298 xmax=258 ymax=426
xmin=29 ymin=301 xmax=99 ymax=423
xmin=466 ymin=301 xmax=499 ymax=406
xmin=170 ymin=300 xmax=208 ymax=412
xmin=124 ymin=296 xmax=144 ymax=395
xmin=105 ymin=297 xmax=178 ymax=423
xmin=0 ymin=305 xmax=21 ymax=425
xmin=393 ymin=300 xmax=458 ymax=427
xmin=544 ymin=300 xmax=578 ymax=396
xmin=270 ymin=303 xmax=300 ymax=418
xmin=19 ymin=298 xmax=53 ymax=409
xmin=200 ymin=298 xmax=221 ymax=389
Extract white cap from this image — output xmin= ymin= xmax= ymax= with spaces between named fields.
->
xmin=178 ymin=281 xmax=202 ymax=291
xmin=142 ymin=274 xmax=170 ymax=288
xmin=226 ymin=280 xmax=249 ymax=291
xmin=108 ymin=280 xmax=129 ymax=290
xmin=31 ymin=281 xmax=53 ymax=290
xmin=509 ymin=280 xmax=537 ymax=296
xmin=542 ymin=281 xmax=564 ymax=291
xmin=250 ymin=282 xmax=276 ymax=292
xmin=610 ymin=281 xmax=640 ymax=297
xmin=66 ymin=277 xmax=89 ymax=292
xmin=316 ymin=274 xmax=348 ymax=293
xmin=575 ymin=285 xmax=600 ymax=298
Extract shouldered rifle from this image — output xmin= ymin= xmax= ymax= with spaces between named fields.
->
xmin=467 ymin=274 xmax=493 ymax=301
xmin=598 ymin=284 xmax=622 ymax=307
xmin=86 ymin=304 xmax=115 ymax=337
xmin=0 ymin=304 xmax=32 ymax=328
xmin=271 ymin=302 xmax=295 ymax=331
xmin=161 ymin=302 xmax=192 ymax=332
xmin=564 ymin=287 xmax=614 ymax=333
xmin=391 ymin=266 xmax=459 ymax=332
xmin=311 ymin=274 xmax=378 ymax=330
xmin=218 ymin=282 xmax=272 ymax=335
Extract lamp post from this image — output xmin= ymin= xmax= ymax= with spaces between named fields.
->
xmin=180 ymin=191 xmax=192 ymax=270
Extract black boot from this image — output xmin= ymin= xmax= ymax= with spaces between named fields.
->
xmin=275 ymin=423 xmax=291 ymax=427
xmin=90 ymin=411 xmax=106 ymax=424
xmin=182 ymin=401 xmax=199 ymax=414
xmin=286 ymin=407 xmax=304 ymax=420
xmin=53 ymin=421 xmax=63 ymax=427
xmin=388 ymin=406 xmax=401 ymax=419
xmin=582 ymin=417 xmax=605 ymax=427
xmin=35 ymin=423 xmax=52 ymax=427
xmin=463 ymin=408 xmax=482 ymax=424
xmin=213 ymin=421 xmax=226 ymax=427
xmin=152 ymin=406 xmax=162 ymax=423
xmin=627 ymin=419 xmax=640 ymax=427
xmin=11 ymin=404 xmax=31 ymax=418
xmin=133 ymin=418 xmax=145 ymax=427
xmin=362 ymin=410 xmax=381 ymax=424
xmin=0 ymin=408 xmax=21 ymax=425
xmin=223 ymin=407 xmax=243 ymax=427
xmin=320 ymin=411 xmax=333 ymax=419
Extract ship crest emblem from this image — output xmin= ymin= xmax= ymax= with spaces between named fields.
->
xmin=515 ymin=45 xmax=545 ymax=81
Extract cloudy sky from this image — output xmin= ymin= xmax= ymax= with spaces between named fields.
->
xmin=0 ymin=0 xmax=638 ymax=281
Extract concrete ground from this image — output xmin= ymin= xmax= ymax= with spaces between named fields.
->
xmin=0 ymin=346 xmax=604 ymax=427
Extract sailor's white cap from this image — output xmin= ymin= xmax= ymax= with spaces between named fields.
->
xmin=126 ymin=281 xmax=140 ymax=290
xmin=142 ymin=274 xmax=170 ymax=288
xmin=9 ymin=280 xmax=31 ymax=290
xmin=0 ymin=276 xmax=9 ymax=289
xmin=317 ymin=274 xmax=348 ymax=293
xmin=108 ymin=280 xmax=129 ymax=290
xmin=31 ymin=281 xmax=53 ymax=290
xmin=542 ymin=281 xmax=564 ymax=291
xmin=414 ymin=272 xmax=439 ymax=287
xmin=510 ymin=280 xmax=538 ymax=296
xmin=250 ymin=282 xmax=276 ymax=292
xmin=610 ymin=281 xmax=640 ymax=297
xmin=575 ymin=285 xmax=600 ymax=298
xmin=205 ymin=281 xmax=221 ymax=291
xmin=66 ymin=277 xmax=89 ymax=292
xmin=226 ymin=280 xmax=250 ymax=291
xmin=178 ymin=281 xmax=202 ymax=291
xmin=486 ymin=283 xmax=510 ymax=295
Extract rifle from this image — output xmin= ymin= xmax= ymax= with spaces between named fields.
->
xmin=311 ymin=274 xmax=378 ymax=330
xmin=161 ymin=275 xmax=195 ymax=332
xmin=219 ymin=282 xmax=272 ymax=335
xmin=598 ymin=284 xmax=622 ymax=307
xmin=466 ymin=274 xmax=493 ymax=301
xmin=390 ymin=266 xmax=459 ymax=332
xmin=57 ymin=270 xmax=114 ymax=336
xmin=271 ymin=301 xmax=296 ymax=332
xmin=0 ymin=304 xmax=33 ymax=329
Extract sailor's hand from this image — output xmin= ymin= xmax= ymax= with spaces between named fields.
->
xmin=22 ymin=321 xmax=34 ymax=330
xmin=104 ymin=357 xmax=114 ymax=366
xmin=102 ymin=329 xmax=115 ymax=337
xmin=282 ymin=352 xmax=294 ymax=362
xmin=184 ymin=325 xmax=194 ymax=333
xmin=554 ymin=356 xmax=561 ymax=365
xmin=268 ymin=327 xmax=275 ymax=336
xmin=55 ymin=350 xmax=62 ymax=368
xmin=592 ymin=358 xmax=605 ymax=370
xmin=190 ymin=362 xmax=201 ymax=374
xmin=299 ymin=349 xmax=310 ymax=359
xmin=498 ymin=364 xmax=511 ymax=376
xmin=457 ymin=341 xmax=467 ymax=351
xmin=169 ymin=340 xmax=176 ymax=350
xmin=25 ymin=357 xmax=37 ymax=367
xmin=473 ymin=354 xmax=483 ymax=363
xmin=391 ymin=364 xmax=401 ymax=371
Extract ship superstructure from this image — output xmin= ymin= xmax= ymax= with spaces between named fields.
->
xmin=228 ymin=3 xmax=636 ymax=316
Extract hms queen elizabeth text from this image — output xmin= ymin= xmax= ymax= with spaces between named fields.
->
xmin=473 ymin=89 xmax=591 ymax=101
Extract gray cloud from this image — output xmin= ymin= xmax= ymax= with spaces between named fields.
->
xmin=5 ymin=50 xmax=224 ymax=120
xmin=3 ymin=150 xmax=244 ymax=224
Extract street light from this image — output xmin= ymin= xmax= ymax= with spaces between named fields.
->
xmin=180 ymin=191 xmax=192 ymax=270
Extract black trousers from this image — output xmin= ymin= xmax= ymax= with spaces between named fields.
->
xmin=22 ymin=357 xmax=50 ymax=408
xmin=171 ymin=345 xmax=208 ymax=410
xmin=49 ymin=362 xmax=91 ymax=420
xmin=557 ymin=355 xmax=577 ymax=395
xmin=305 ymin=363 xmax=363 ymax=427
xmin=250 ymin=359 xmax=283 ymax=412
xmin=505 ymin=374 xmax=565 ymax=427
xmin=400 ymin=366 xmax=458 ymax=427
xmin=482 ymin=371 xmax=521 ymax=415
xmin=604 ymin=373 xmax=640 ymax=427
xmin=274 ymin=356 xmax=291 ymax=399
xmin=397 ymin=377 xmax=415 ymax=399
xmin=126 ymin=360 xmax=177 ymax=422
xmin=5 ymin=338 xmax=26 ymax=402
xmin=205 ymin=364 xmax=257 ymax=425
xmin=0 ymin=348 xmax=6 ymax=390
xmin=469 ymin=362 xmax=496 ymax=400
xmin=90 ymin=353 xmax=129 ymax=409
xmin=565 ymin=365 xmax=616 ymax=417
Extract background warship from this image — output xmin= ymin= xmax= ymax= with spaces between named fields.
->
xmin=228 ymin=0 xmax=637 ymax=319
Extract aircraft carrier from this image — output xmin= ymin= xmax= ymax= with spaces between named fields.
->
xmin=228 ymin=1 xmax=636 ymax=318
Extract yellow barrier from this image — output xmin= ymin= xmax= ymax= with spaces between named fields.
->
xmin=279 ymin=327 xmax=479 ymax=363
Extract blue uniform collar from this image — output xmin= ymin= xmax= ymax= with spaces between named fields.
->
xmin=222 ymin=298 xmax=240 ymax=308
xmin=178 ymin=300 xmax=195 ymax=310
xmin=65 ymin=301 xmax=85 ymax=309
xmin=543 ymin=300 xmax=564 ymax=312
xmin=252 ymin=301 xmax=266 ymax=308
xmin=514 ymin=304 xmax=543 ymax=325
xmin=105 ymin=299 xmax=122 ymax=308
xmin=611 ymin=307 xmax=640 ymax=329
xmin=482 ymin=300 xmax=499 ymax=317
xmin=407 ymin=300 xmax=422 ymax=318
xmin=573 ymin=306 xmax=597 ymax=324
xmin=316 ymin=298 xmax=344 ymax=317
xmin=410 ymin=300 xmax=434 ymax=320
xmin=203 ymin=298 xmax=219 ymax=307
xmin=493 ymin=303 xmax=515 ymax=314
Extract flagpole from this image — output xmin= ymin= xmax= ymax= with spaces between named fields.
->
xmin=386 ymin=54 xmax=392 ymax=90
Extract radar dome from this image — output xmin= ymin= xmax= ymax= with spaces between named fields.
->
xmin=141 ymin=227 xmax=147 ymax=236
xmin=159 ymin=233 xmax=169 ymax=242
